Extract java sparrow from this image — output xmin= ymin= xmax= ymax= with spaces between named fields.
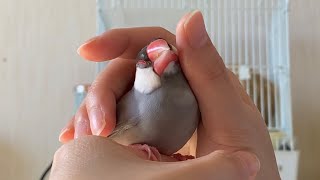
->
xmin=40 ymin=38 xmax=200 ymax=179
xmin=108 ymin=38 xmax=200 ymax=157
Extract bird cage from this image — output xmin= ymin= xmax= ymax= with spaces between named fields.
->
xmin=96 ymin=0 xmax=292 ymax=137
xmin=90 ymin=0 xmax=299 ymax=179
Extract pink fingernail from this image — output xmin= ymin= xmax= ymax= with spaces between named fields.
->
xmin=77 ymin=36 xmax=99 ymax=55
xmin=59 ymin=128 xmax=70 ymax=142
xmin=89 ymin=107 xmax=106 ymax=136
xmin=184 ymin=10 xmax=209 ymax=49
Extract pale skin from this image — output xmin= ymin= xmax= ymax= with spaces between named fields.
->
xmin=52 ymin=11 xmax=280 ymax=180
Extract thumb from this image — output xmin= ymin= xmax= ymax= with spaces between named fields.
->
xmin=161 ymin=151 xmax=260 ymax=180
xmin=176 ymin=10 xmax=243 ymax=117
xmin=175 ymin=10 xmax=255 ymax=151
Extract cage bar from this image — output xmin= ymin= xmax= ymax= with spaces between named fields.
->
xmin=95 ymin=0 xmax=293 ymax=137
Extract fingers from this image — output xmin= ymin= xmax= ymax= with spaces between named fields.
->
xmin=74 ymin=102 xmax=92 ymax=139
xmin=176 ymin=10 xmax=265 ymax=147
xmin=52 ymin=137 xmax=138 ymax=180
xmin=59 ymin=102 xmax=92 ymax=143
xmin=176 ymin=10 xmax=244 ymax=118
xmin=78 ymin=27 xmax=176 ymax=61
xmin=227 ymin=70 xmax=257 ymax=109
xmin=75 ymin=27 xmax=175 ymax=136
xmin=59 ymin=58 xmax=136 ymax=139
xmin=51 ymin=136 xmax=176 ymax=180
xmin=52 ymin=136 xmax=260 ymax=180
xmin=176 ymin=10 xmax=280 ymax=179
xmin=162 ymin=151 xmax=260 ymax=180
xmin=85 ymin=58 xmax=136 ymax=136
xmin=59 ymin=116 xmax=75 ymax=143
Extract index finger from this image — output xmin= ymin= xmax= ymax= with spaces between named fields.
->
xmin=85 ymin=58 xmax=136 ymax=136
xmin=78 ymin=27 xmax=176 ymax=61
xmin=78 ymin=27 xmax=175 ymax=136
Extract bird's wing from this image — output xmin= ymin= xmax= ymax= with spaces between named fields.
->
xmin=108 ymin=115 xmax=140 ymax=138
xmin=108 ymin=90 xmax=141 ymax=138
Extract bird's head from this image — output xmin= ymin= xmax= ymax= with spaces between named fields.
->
xmin=136 ymin=38 xmax=179 ymax=76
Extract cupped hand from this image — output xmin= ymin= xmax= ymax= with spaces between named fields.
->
xmin=56 ymin=10 xmax=280 ymax=180
xmin=51 ymin=136 xmax=260 ymax=180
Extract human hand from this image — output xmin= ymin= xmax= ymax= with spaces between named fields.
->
xmin=51 ymin=136 xmax=260 ymax=180
xmin=56 ymin=10 xmax=280 ymax=179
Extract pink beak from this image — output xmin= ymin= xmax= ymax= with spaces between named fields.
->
xmin=146 ymin=39 xmax=178 ymax=76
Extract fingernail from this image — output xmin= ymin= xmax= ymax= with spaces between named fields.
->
xmin=235 ymin=151 xmax=261 ymax=177
xmin=89 ymin=107 xmax=106 ymax=135
xmin=59 ymin=128 xmax=70 ymax=142
xmin=184 ymin=10 xmax=209 ymax=49
xmin=74 ymin=116 xmax=91 ymax=139
xmin=77 ymin=36 xmax=99 ymax=55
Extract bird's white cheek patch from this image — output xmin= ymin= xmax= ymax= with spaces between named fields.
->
xmin=134 ymin=67 xmax=161 ymax=94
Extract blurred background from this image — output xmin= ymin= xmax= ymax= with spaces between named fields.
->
xmin=0 ymin=0 xmax=319 ymax=179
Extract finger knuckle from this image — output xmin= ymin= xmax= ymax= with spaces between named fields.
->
xmin=202 ymin=62 xmax=227 ymax=82
xmin=212 ymin=151 xmax=249 ymax=178
xmin=228 ymin=154 xmax=252 ymax=178
xmin=85 ymin=84 xmax=101 ymax=106
xmin=153 ymin=26 xmax=171 ymax=35
xmin=74 ymin=109 xmax=88 ymax=123
xmin=86 ymin=81 xmax=98 ymax=99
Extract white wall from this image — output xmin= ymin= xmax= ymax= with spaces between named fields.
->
xmin=0 ymin=0 xmax=319 ymax=179
xmin=289 ymin=0 xmax=320 ymax=179
xmin=0 ymin=1 xmax=96 ymax=179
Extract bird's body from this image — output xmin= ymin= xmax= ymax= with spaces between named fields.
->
xmin=108 ymin=39 xmax=200 ymax=156
xmin=39 ymin=38 xmax=199 ymax=179
xmin=110 ymin=63 xmax=199 ymax=155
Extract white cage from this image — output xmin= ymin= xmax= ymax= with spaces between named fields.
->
xmin=90 ymin=0 xmax=299 ymax=179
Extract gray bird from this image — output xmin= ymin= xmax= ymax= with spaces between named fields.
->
xmin=39 ymin=38 xmax=199 ymax=179
xmin=108 ymin=38 xmax=200 ymax=156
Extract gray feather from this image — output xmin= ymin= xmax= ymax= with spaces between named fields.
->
xmin=109 ymin=65 xmax=199 ymax=155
